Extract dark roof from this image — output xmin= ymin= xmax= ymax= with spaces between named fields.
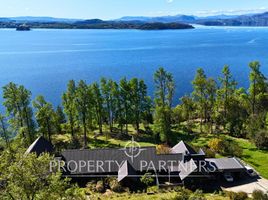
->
xmin=118 ymin=160 xmax=137 ymax=182
xmin=206 ymin=157 xmax=245 ymax=171
xmin=25 ymin=136 xmax=53 ymax=155
xmin=169 ymin=158 xmax=197 ymax=180
xmin=61 ymin=146 xmax=183 ymax=175
xmin=172 ymin=141 xmax=197 ymax=155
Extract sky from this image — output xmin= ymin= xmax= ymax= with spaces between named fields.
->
xmin=1 ymin=0 xmax=268 ymax=20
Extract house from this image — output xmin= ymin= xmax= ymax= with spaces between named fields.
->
xmin=26 ymin=137 xmax=247 ymax=188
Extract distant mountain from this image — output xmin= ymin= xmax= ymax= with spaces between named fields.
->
xmin=197 ymin=12 xmax=268 ymax=26
xmin=117 ymin=15 xmax=196 ymax=23
xmin=1 ymin=16 xmax=80 ymax=23
xmin=2 ymin=12 xmax=268 ymax=28
xmin=117 ymin=12 xmax=268 ymax=26
xmin=196 ymin=14 xmax=240 ymax=20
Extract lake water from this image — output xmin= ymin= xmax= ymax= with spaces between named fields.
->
xmin=0 ymin=26 xmax=268 ymax=108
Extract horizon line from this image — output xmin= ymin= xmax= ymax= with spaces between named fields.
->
xmin=1 ymin=10 xmax=268 ymax=21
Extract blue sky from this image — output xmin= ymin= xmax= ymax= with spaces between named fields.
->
xmin=2 ymin=0 xmax=268 ymax=19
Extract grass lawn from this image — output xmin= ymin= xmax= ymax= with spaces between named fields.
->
xmin=53 ymin=124 xmax=268 ymax=179
xmin=191 ymin=134 xmax=268 ymax=179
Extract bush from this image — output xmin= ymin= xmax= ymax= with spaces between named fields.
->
xmin=203 ymin=147 xmax=216 ymax=158
xmin=85 ymin=181 xmax=96 ymax=194
xmin=208 ymin=138 xmax=225 ymax=153
xmin=109 ymin=179 xmax=124 ymax=193
xmin=224 ymin=141 xmax=243 ymax=157
xmin=140 ymin=173 xmax=154 ymax=186
xmin=189 ymin=190 xmax=206 ymax=200
xmin=252 ymin=190 xmax=268 ymax=200
xmin=173 ymin=188 xmax=205 ymax=200
xmin=254 ymin=130 xmax=268 ymax=150
xmin=95 ymin=180 xmax=105 ymax=193
xmin=147 ymin=186 xmax=158 ymax=193
xmin=156 ymin=144 xmax=171 ymax=154
xmin=225 ymin=191 xmax=248 ymax=200
xmin=236 ymin=192 xmax=248 ymax=200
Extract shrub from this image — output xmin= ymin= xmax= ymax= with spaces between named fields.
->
xmin=208 ymin=138 xmax=225 ymax=153
xmin=85 ymin=181 xmax=96 ymax=194
xmin=110 ymin=179 xmax=124 ymax=193
xmin=224 ymin=141 xmax=243 ymax=157
xmin=147 ymin=186 xmax=158 ymax=193
xmin=203 ymin=147 xmax=216 ymax=158
xmin=95 ymin=180 xmax=105 ymax=193
xmin=172 ymin=188 xmax=204 ymax=200
xmin=236 ymin=192 xmax=248 ymax=200
xmin=173 ymin=188 xmax=192 ymax=200
xmin=254 ymin=129 xmax=268 ymax=150
xmin=252 ymin=190 xmax=268 ymax=200
xmin=225 ymin=191 xmax=248 ymax=200
xmin=156 ymin=144 xmax=171 ymax=154
xmin=189 ymin=190 xmax=206 ymax=200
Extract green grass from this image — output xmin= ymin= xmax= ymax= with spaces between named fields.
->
xmin=190 ymin=134 xmax=268 ymax=179
xmin=90 ymin=192 xmax=228 ymax=200
xmin=53 ymin=124 xmax=268 ymax=179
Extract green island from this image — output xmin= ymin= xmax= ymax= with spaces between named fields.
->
xmin=0 ymin=62 xmax=268 ymax=200
xmin=0 ymin=20 xmax=194 ymax=30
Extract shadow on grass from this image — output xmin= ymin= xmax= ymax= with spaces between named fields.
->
xmin=88 ymin=137 xmax=122 ymax=149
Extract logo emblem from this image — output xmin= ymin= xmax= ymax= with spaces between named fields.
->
xmin=121 ymin=137 xmax=146 ymax=162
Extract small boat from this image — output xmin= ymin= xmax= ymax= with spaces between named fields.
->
xmin=16 ymin=24 xmax=31 ymax=31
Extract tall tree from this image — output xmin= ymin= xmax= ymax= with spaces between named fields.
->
xmin=3 ymin=83 xmax=35 ymax=144
xmin=217 ymin=66 xmax=237 ymax=128
xmin=75 ymin=80 xmax=91 ymax=149
xmin=119 ymin=78 xmax=131 ymax=134
xmin=0 ymin=114 xmax=9 ymax=147
xmin=192 ymin=68 xmax=207 ymax=133
xmin=249 ymin=61 xmax=268 ymax=115
xmin=180 ymin=95 xmax=195 ymax=122
xmin=101 ymin=78 xmax=117 ymax=133
xmin=205 ymin=78 xmax=217 ymax=133
xmin=54 ymin=105 xmax=66 ymax=134
xmin=33 ymin=96 xmax=55 ymax=142
xmin=154 ymin=67 xmax=175 ymax=144
xmin=91 ymin=82 xmax=104 ymax=135
xmin=129 ymin=78 xmax=151 ymax=133
xmin=62 ymin=80 xmax=77 ymax=138
xmin=113 ymin=82 xmax=125 ymax=134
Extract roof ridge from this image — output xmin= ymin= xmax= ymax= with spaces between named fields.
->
xmin=62 ymin=146 xmax=156 ymax=152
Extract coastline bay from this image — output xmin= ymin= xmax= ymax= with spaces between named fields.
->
xmin=0 ymin=27 xmax=268 ymax=108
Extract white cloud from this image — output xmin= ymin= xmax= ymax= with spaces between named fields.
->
xmin=166 ymin=0 xmax=174 ymax=3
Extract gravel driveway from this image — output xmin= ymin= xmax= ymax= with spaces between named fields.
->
xmin=223 ymin=176 xmax=268 ymax=195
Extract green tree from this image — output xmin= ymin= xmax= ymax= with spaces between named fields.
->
xmin=154 ymin=67 xmax=175 ymax=144
xmin=91 ymin=82 xmax=104 ymax=135
xmin=216 ymin=66 xmax=238 ymax=130
xmin=140 ymin=173 xmax=154 ymax=192
xmin=100 ymin=78 xmax=117 ymax=133
xmin=75 ymin=80 xmax=91 ymax=148
xmin=113 ymin=82 xmax=125 ymax=134
xmin=206 ymin=78 xmax=217 ymax=133
xmin=33 ymin=96 xmax=56 ymax=142
xmin=62 ymin=80 xmax=77 ymax=138
xmin=119 ymin=78 xmax=131 ymax=134
xmin=3 ymin=83 xmax=35 ymax=144
xmin=0 ymin=114 xmax=10 ymax=148
xmin=192 ymin=68 xmax=207 ymax=133
xmin=249 ymin=61 xmax=268 ymax=115
xmin=0 ymin=150 xmax=84 ymax=200
xmin=54 ymin=106 xmax=66 ymax=134
xmin=129 ymin=78 xmax=151 ymax=134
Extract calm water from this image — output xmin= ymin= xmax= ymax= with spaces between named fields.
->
xmin=0 ymin=26 xmax=268 ymax=108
